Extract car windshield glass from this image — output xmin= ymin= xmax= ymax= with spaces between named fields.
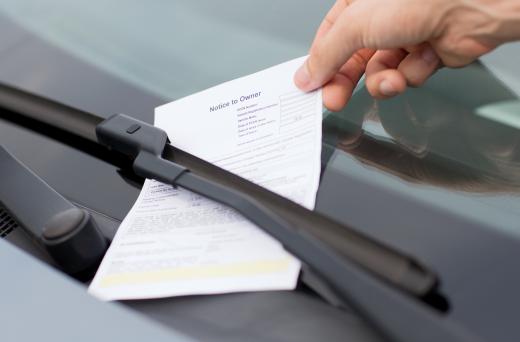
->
xmin=1 ymin=0 xmax=520 ymax=241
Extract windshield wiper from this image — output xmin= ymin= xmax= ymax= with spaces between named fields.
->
xmin=0 ymin=82 xmax=483 ymax=342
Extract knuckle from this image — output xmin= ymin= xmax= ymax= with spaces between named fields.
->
xmin=309 ymin=42 xmax=325 ymax=65
xmin=350 ymin=51 xmax=369 ymax=69
xmin=439 ymin=54 xmax=472 ymax=68
xmin=308 ymin=47 xmax=325 ymax=77
xmin=407 ymin=77 xmax=426 ymax=88
xmin=433 ymin=38 xmax=482 ymax=68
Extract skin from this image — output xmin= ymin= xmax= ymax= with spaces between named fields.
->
xmin=294 ymin=0 xmax=520 ymax=111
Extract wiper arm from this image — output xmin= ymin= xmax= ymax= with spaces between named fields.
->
xmin=0 ymin=83 xmax=482 ymax=342
xmin=0 ymin=83 xmax=435 ymax=296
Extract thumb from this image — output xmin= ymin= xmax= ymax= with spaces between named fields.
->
xmin=294 ymin=2 xmax=370 ymax=92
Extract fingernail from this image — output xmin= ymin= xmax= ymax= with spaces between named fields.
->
xmin=421 ymin=48 xmax=438 ymax=64
xmin=294 ymin=62 xmax=312 ymax=91
xmin=379 ymin=80 xmax=397 ymax=96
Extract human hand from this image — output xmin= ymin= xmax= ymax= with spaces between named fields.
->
xmin=295 ymin=0 xmax=520 ymax=111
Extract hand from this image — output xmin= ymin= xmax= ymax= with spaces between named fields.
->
xmin=295 ymin=0 xmax=520 ymax=111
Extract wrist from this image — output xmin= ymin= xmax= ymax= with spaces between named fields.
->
xmin=471 ymin=0 xmax=520 ymax=43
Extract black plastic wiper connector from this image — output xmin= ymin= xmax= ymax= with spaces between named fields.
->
xmin=97 ymin=114 xmax=188 ymax=184
xmin=97 ymin=113 xmax=168 ymax=159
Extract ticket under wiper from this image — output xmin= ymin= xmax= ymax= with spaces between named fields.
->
xmin=88 ymin=56 xmax=322 ymax=300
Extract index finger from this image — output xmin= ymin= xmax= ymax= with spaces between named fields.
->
xmin=295 ymin=1 xmax=367 ymax=92
xmin=310 ymin=0 xmax=353 ymax=50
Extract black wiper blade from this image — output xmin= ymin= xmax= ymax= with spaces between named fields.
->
xmin=0 ymin=82 xmax=435 ymax=295
xmin=0 ymin=82 xmax=482 ymax=342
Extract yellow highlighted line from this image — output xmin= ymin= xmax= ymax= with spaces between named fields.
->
xmin=100 ymin=258 xmax=292 ymax=288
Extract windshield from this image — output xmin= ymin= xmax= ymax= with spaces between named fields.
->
xmin=1 ymin=0 xmax=520 ymax=240
xmin=321 ymin=68 xmax=520 ymax=237
xmin=0 ymin=0 xmax=320 ymax=100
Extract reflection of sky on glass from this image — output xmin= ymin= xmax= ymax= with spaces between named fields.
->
xmin=476 ymin=100 xmax=520 ymax=129
xmin=481 ymin=42 xmax=520 ymax=97
xmin=362 ymin=118 xmax=393 ymax=141
xmin=329 ymin=147 xmax=520 ymax=239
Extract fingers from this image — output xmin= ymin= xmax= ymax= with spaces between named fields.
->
xmin=398 ymin=45 xmax=441 ymax=87
xmin=365 ymin=45 xmax=441 ymax=99
xmin=295 ymin=1 xmax=367 ymax=92
xmin=366 ymin=69 xmax=408 ymax=99
xmin=323 ymin=48 xmax=375 ymax=111
xmin=301 ymin=0 xmax=374 ymax=111
xmin=296 ymin=0 xmax=445 ymax=107
xmin=310 ymin=0 xmax=352 ymax=50
xmin=365 ymin=49 xmax=408 ymax=98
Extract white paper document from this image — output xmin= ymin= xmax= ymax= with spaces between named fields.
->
xmin=89 ymin=56 xmax=322 ymax=300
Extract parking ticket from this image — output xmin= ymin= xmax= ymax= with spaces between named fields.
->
xmin=89 ymin=56 xmax=322 ymax=300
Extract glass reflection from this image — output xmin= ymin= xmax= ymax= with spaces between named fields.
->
xmin=323 ymin=63 xmax=520 ymax=193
